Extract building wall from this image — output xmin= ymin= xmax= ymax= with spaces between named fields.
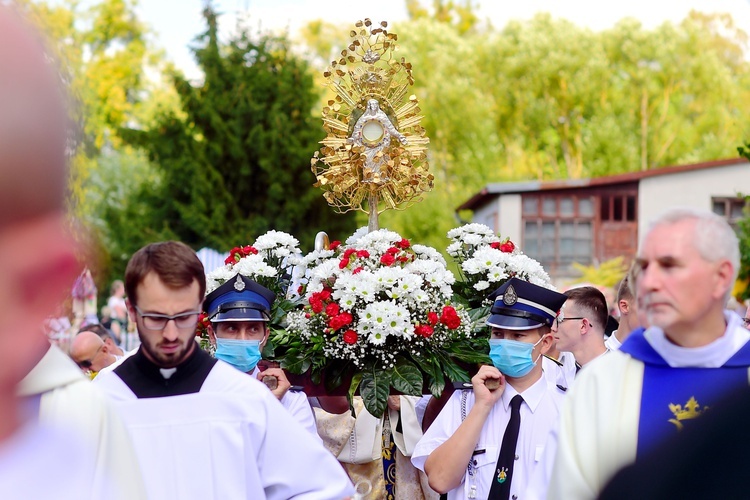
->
xmin=499 ymin=194 xmax=522 ymax=243
xmin=472 ymin=198 xmax=500 ymax=233
xmin=638 ymin=162 xmax=750 ymax=243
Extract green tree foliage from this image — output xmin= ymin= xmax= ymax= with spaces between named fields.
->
xmin=734 ymin=144 xmax=750 ymax=301
xmin=118 ymin=7 xmax=355 ymax=275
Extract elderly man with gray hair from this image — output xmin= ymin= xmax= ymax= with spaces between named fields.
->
xmin=548 ymin=206 xmax=749 ymax=499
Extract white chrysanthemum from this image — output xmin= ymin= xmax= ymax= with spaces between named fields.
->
xmin=473 ymin=280 xmax=490 ymax=291
xmin=462 ymin=233 xmax=483 ymax=246
xmin=373 ymin=266 xmax=408 ymax=290
xmin=396 ymin=274 xmax=423 ymax=294
xmin=253 ymin=230 xmax=299 ymax=251
xmin=337 ymin=293 xmax=359 ymax=311
xmin=205 ymin=264 xmax=238 ymax=293
xmin=345 ymin=226 xmax=370 ymax=246
xmin=333 ymin=271 xmax=375 ymax=297
xmin=411 ymin=244 xmax=447 ymax=266
xmin=486 ymin=265 xmax=509 ymax=283
xmin=446 ymin=241 xmax=462 ymax=257
xmin=233 ymin=254 xmax=278 ymax=278
xmin=409 ymin=288 xmax=430 ymax=303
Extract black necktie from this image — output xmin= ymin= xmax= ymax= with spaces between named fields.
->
xmin=488 ymin=394 xmax=524 ymax=500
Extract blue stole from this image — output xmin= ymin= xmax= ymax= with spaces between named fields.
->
xmin=620 ymin=329 xmax=750 ymax=459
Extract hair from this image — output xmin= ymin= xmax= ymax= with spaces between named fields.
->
xmin=78 ymin=323 xmax=113 ymax=342
xmin=564 ymin=286 xmax=608 ymax=333
xmin=110 ymin=279 xmax=124 ymax=296
xmin=617 ymin=274 xmax=634 ymax=302
xmin=125 ymin=241 xmax=206 ymax=307
xmin=642 ymin=207 xmax=740 ymax=300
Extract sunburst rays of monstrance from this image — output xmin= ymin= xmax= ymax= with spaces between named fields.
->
xmin=311 ymin=19 xmax=433 ymax=232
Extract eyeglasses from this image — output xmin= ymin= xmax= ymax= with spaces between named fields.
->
xmin=134 ymin=306 xmax=202 ymax=331
xmin=76 ymin=344 xmax=103 ymax=370
xmin=556 ymin=316 xmax=586 ymax=327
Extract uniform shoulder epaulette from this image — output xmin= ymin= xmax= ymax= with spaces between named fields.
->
xmin=452 ymin=381 xmax=473 ymax=390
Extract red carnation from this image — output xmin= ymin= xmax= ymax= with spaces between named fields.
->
xmin=329 ymin=312 xmax=353 ymax=331
xmin=356 ymin=250 xmax=370 ymax=259
xmin=380 ymin=253 xmax=396 ymax=266
xmin=353 ymin=266 xmax=364 ymax=274
xmin=329 ymin=240 xmax=341 ymax=250
xmin=339 ymin=258 xmax=350 ymax=269
xmin=343 ymin=329 xmax=358 ymax=344
xmin=499 ymin=240 xmax=515 ymax=253
xmin=415 ymin=324 xmax=434 ymax=338
xmin=490 ymin=242 xmax=500 ymax=250
xmin=343 ymin=248 xmax=357 ymax=259
xmin=386 ymin=247 xmax=399 ymax=255
xmin=319 ymin=289 xmax=332 ymax=301
xmin=427 ymin=312 xmax=439 ymax=325
xmin=397 ymin=238 xmax=410 ymax=249
xmin=325 ymin=302 xmax=340 ymax=317
xmin=310 ymin=299 xmax=324 ymax=314
xmin=440 ymin=306 xmax=461 ymax=330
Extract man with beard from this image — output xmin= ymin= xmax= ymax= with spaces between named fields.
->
xmin=95 ymin=241 xmax=354 ymax=499
xmin=548 ymin=207 xmax=750 ymax=499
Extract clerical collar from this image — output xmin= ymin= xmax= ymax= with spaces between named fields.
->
xmin=114 ymin=343 xmax=217 ymax=398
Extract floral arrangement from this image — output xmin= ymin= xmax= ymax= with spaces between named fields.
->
xmin=447 ymin=223 xmax=553 ymax=312
xmin=274 ymin=229 xmax=488 ymax=417
xmin=197 ymin=231 xmax=304 ymax=350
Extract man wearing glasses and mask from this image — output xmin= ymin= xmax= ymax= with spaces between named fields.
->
xmin=95 ymin=241 xmax=354 ymax=500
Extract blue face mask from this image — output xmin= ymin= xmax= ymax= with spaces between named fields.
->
xmin=488 ymin=336 xmax=544 ymax=378
xmin=215 ymin=338 xmax=262 ymax=373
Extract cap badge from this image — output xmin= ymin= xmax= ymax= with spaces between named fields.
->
xmin=233 ymin=275 xmax=246 ymax=292
xmin=502 ymin=285 xmax=518 ymax=306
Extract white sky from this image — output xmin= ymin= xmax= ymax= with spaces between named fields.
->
xmin=135 ymin=0 xmax=750 ymax=80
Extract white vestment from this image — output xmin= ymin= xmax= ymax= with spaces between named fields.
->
xmin=0 ymin=422 xmax=104 ymax=500
xmin=548 ymin=312 xmax=750 ymax=499
xmin=18 ymin=344 xmax=147 ymax=499
xmin=249 ymin=366 xmax=319 ymax=439
xmin=96 ymin=348 xmax=354 ymax=500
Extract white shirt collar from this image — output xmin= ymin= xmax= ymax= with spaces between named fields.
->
xmin=644 ymin=311 xmax=750 ymax=367
xmin=503 ymin=373 xmax=548 ymax=414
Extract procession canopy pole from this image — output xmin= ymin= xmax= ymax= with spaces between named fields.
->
xmin=367 ymin=193 xmax=379 ymax=232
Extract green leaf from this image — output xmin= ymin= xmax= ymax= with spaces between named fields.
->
xmin=436 ymin=351 xmax=470 ymax=383
xmin=348 ymin=371 xmax=363 ymax=406
xmin=390 ymin=357 xmax=423 ymax=396
xmin=325 ymin=360 xmax=351 ymax=393
xmin=360 ymin=365 xmax=390 ymax=417
xmin=280 ymin=351 xmax=311 ymax=374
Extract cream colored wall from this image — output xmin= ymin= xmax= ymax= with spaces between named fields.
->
xmin=498 ymin=194 xmax=522 ymax=242
xmin=470 ymin=194 xmax=522 ymax=241
xmin=638 ymin=162 xmax=750 ymax=243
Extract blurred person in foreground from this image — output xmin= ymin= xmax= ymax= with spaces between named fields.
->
xmin=548 ymin=207 xmax=750 ymax=499
xmin=0 ymin=7 xmax=145 ymax=499
xmin=94 ymin=241 xmax=354 ymax=499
